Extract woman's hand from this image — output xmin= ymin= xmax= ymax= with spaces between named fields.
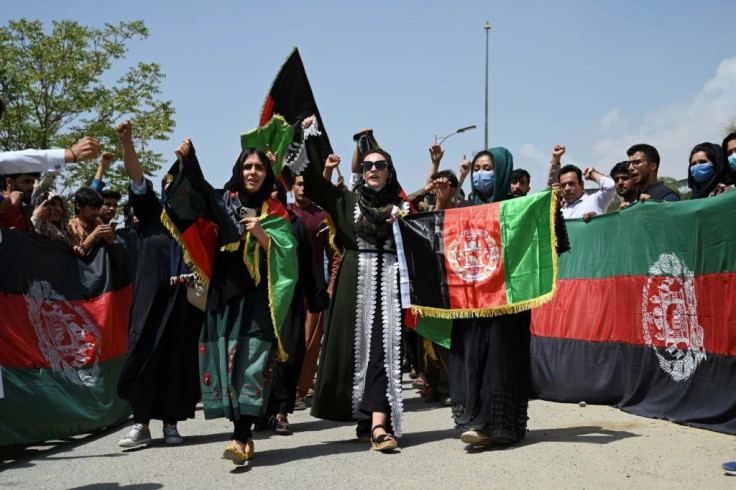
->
xmin=302 ymin=115 xmax=317 ymax=129
xmin=266 ymin=145 xmax=279 ymax=168
xmin=459 ymin=155 xmax=471 ymax=177
xmin=241 ymin=216 xmax=270 ymax=250
xmin=325 ymin=154 xmax=341 ymax=169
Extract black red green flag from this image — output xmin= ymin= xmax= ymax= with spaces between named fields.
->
xmin=396 ymin=189 xmax=559 ymax=332
xmin=0 ymin=230 xmax=133 ymax=446
xmin=161 ymin=148 xmax=298 ymax=361
xmin=260 ymin=47 xmax=332 ymax=156
xmin=531 ymin=190 xmax=736 ymax=435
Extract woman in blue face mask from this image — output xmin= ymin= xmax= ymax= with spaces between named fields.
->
xmin=468 ymin=150 xmax=512 ymax=204
xmin=439 ymin=147 xmax=533 ymax=448
xmin=687 ymin=142 xmax=733 ymax=199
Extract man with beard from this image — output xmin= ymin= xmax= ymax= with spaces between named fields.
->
xmin=510 ymin=168 xmax=531 ymax=197
xmin=0 ymin=169 xmax=40 ymax=231
xmin=626 ymin=143 xmax=679 ymax=202
xmin=610 ymin=161 xmax=639 ymax=207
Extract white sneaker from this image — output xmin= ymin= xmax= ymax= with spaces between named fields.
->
xmin=119 ymin=423 xmax=152 ymax=448
xmin=163 ymin=424 xmax=183 ymax=445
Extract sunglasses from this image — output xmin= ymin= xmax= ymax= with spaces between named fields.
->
xmin=361 ymin=160 xmax=388 ymax=172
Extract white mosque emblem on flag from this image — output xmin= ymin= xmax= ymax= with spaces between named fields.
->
xmin=24 ymin=281 xmax=102 ymax=387
xmin=641 ymin=253 xmax=706 ymax=382
xmin=447 ymin=228 xmax=499 ymax=283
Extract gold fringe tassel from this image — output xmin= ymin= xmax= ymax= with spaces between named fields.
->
xmin=266 ymin=239 xmax=288 ymax=362
xmin=422 ymin=338 xmax=438 ymax=364
xmin=160 ymin=209 xmax=210 ymax=287
xmin=220 ymin=241 xmax=240 ymax=252
xmin=324 ymin=216 xmax=343 ymax=258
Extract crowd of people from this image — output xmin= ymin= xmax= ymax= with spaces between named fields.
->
xmin=2 ymin=95 xmax=735 ymax=466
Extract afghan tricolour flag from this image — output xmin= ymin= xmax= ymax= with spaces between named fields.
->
xmin=260 ymin=47 xmax=332 ymax=154
xmin=0 ymin=230 xmax=133 ymax=446
xmin=531 ymin=190 xmax=736 ymax=435
xmin=258 ymin=47 xmax=333 ymax=182
xmin=160 ymin=148 xmax=297 ymax=361
xmin=396 ymin=189 xmax=558 ymax=325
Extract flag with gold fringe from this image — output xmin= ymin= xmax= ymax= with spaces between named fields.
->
xmin=159 ymin=147 xmax=297 ymax=360
xmin=396 ymin=189 xmax=559 ymax=324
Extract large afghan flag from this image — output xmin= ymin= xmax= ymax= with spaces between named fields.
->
xmin=531 ymin=190 xmax=736 ymax=435
xmin=0 ymin=230 xmax=133 ymax=446
xmin=396 ymin=189 xmax=558 ymax=324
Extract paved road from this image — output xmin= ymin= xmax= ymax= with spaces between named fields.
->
xmin=1 ymin=380 xmax=734 ymax=489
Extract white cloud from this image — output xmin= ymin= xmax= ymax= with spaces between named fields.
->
xmin=592 ymin=57 xmax=736 ymax=180
xmin=599 ymin=108 xmax=625 ymax=133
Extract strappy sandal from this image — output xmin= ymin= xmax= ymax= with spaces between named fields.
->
xmin=370 ymin=424 xmax=398 ymax=452
xmin=222 ymin=439 xmax=254 ymax=465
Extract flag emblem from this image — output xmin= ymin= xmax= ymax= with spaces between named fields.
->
xmin=447 ymin=228 xmax=500 ymax=283
xmin=24 ymin=280 xmax=102 ymax=386
xmin=642 ymin=253 xmax=706 ymax=382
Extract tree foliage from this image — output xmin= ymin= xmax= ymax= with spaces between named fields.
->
xmin=0 ymin=18 xmax=175 ymax=196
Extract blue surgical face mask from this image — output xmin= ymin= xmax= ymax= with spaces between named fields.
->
xmin=689 ymin=162 xmax=714 ymax=183
xmin=472 ymin=170 xmax=495 ymax=195
xmin=728 ymin=154 xmax=736 ymax=172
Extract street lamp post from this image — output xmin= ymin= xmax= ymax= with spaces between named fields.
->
xmin=434 ymin=125 xmax=477 ymax=146
xmin=484 ymin=21 xmax=491 ymax=150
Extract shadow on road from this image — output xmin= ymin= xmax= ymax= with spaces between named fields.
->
xmin=0 ymin=418 xmax=131 ymax=470
xmin=68 ymin=484 xmax=163 ymax=490
xmin=525 ymin=425 xmax=639 ymax=446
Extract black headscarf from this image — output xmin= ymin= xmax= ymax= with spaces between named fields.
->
xmin=224 ymin=148 xmax=275 ymax=212
xmin=687 ymin=142 xmax=724 ymax=199
xmin=721 ymin=132 xmax=736 ymax=186
xmin=354 ymin=148 xmax=404 ymax=247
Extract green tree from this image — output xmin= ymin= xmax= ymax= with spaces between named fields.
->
xmin=659 ymin=176 xmax=690 ymax=200
xmin=0 ymin=18 xmax=174 ymax=197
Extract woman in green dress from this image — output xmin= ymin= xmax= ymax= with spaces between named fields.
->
xmin=286 ymin=117 xmax=409 ymax=451
xmin=165 ymin=140 xmax=297 ymax=464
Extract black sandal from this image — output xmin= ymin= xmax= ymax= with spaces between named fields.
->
xmin=275 ymin=415 xmax=292 ymax=435
xmin=370 ymin=424 xmax=398 ymax=452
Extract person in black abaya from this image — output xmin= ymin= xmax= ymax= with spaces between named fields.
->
xmin=115 ymin=120 xmax=204 ymax=449
xmin=437 ymin=147 xmax=531 ymax=447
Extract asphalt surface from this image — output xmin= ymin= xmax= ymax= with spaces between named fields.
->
xmin=1 ymin=379 xmax=735 ymax=489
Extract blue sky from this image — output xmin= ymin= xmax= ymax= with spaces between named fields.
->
xmin=4 ymin=1 xmax=736 ymax=195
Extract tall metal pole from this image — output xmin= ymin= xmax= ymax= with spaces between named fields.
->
xmin=484 ymin=21 xmax=491 ymax=150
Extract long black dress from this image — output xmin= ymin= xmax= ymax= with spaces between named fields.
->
xmin=117 ymin=180 xmax=203 ymax=423
xmin=449 ymin=147 xmax=531 ymax=444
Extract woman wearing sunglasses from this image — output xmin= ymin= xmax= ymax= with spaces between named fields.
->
xmin=286 ymin=116 xmax=408 ymax=452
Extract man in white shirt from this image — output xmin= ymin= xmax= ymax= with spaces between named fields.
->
xmin=0 ymin=137 xmax=101 ymax=175
xmin=558 ymin=164 xmax=615 ymax=220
